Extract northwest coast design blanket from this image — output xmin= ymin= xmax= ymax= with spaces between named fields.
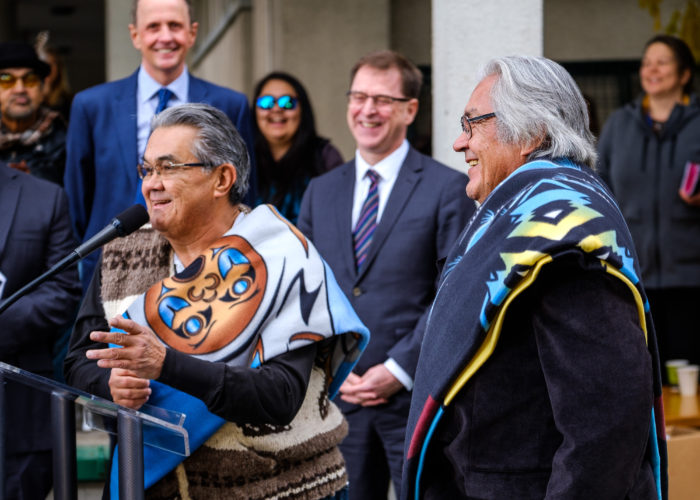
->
xmin=403 ymin=160 xmax=667 ymax=500
xmin=104 ymin=204 xmax=369 ymax=497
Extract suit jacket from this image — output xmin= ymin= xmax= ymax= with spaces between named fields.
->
xmin=298 ymin=147 xmax=474 ymax=412
xmin=0 ymin=164 xmax=81 ymax=454
xmin=64 ymin=70 xmax=256 ymax=290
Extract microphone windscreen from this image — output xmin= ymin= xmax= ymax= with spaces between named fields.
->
xmin=114 ymin=204 xmax=150 ymax=236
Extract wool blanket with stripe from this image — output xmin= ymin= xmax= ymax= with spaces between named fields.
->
xmin=402 ymin=159 xmax=667 ymax=500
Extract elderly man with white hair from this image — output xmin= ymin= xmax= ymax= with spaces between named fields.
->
xmin=402 ymin=56 xmax=666 ymax=500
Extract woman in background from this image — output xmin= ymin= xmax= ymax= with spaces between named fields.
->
xmin=597 ymin=34 xmax=700 ymax=374
xmin=36 ymin=31 xmax=73 ymax=120
xmin=252 ymin=72 xmax=343 ymax=223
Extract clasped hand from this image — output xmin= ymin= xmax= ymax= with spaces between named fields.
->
xmin=339 ymin=364 xmax=403 ymax=406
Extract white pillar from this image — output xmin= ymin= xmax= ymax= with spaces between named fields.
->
xmin=432 ymin=0 xmax=543 ymax=171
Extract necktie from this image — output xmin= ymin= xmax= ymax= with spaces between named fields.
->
xmin=155 ymin=88 xmax=173 ymax=114
xmin=353 ymin=169 xmax=380 ymax=270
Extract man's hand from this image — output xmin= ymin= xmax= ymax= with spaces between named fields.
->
xmin=679 ymin=188 xmax=700 ymax=207
xmin=339 ymin=364 xmax=403 ymax=406
xmin=109 ymin=368 xmax=151 ymax=409
xmin=86 ymin=316 xmax=166 ymax=380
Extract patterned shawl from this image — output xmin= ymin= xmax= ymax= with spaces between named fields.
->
xmin=102 ymin=204 xmax=369 ymax=498
xmin=402 ymin=159 xmax=667 ymax=500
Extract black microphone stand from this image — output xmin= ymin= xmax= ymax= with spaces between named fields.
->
xmin=0 ymin=204 xmax=148 ymax=315
xmin=0 ymin=251 xmax=81 ymax=315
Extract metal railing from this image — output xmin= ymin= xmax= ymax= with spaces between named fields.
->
xmin=0 ymin=363 xmax=188 ymax=500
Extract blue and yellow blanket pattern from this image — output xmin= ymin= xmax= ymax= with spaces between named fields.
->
xmin=403 ymin=159 xmax=667 ymax=500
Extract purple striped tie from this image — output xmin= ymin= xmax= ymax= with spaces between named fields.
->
xmin=353 ymin=169 xmax=380 ymax=270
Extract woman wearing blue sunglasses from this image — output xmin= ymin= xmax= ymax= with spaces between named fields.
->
xmin=252 ymin=72 xmax=343 ymax=223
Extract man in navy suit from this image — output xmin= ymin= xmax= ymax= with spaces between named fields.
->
xmin=0 ymin=163 xmax=81 ymax=499
xmin=64 ymin=0 xmax=255 ymax=290
xmin=298 ymin=50 xmax=474 ymax=500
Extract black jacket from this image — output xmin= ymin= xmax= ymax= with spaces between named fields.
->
xmin=0 ymin=164 xmax=81 ymax=454
xmin=0 ymin=112 xmax=67 ymax=186
xmin=597 ymin=94 xmax=700 ymax=289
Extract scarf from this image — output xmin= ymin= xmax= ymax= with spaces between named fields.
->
xmin=403 ymin=159 xmax=667 ymax=500
xmin=100 ymin=204 xmax=369 ymax=499
xmin=0 ymin=107 xmax=61 ymax=150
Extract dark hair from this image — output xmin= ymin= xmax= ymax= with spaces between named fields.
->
xmin=131 ymin=0 xmax=194 ymax=25
xmin=643 ymin=34 xmax=696 ymax=95
xmin=350 ymin=50 xmax=423 ymax=98
xmin=251 ymin=72 xmax=331 ymax=216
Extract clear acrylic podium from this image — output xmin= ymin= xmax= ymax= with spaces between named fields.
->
xmin=0 ymin=361 xmax=189 ymax=500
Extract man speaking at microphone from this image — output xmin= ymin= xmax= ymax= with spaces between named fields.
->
xmin=0 ymin=162 xmax=81 ymax=499
xmin=64 ymin=103 xmax=368 ymax=498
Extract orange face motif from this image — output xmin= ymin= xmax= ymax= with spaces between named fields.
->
xmin=144 ymin=236 xmax=267 ymax=354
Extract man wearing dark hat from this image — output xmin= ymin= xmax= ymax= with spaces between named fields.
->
xmin=0 ymin=41 xmax=67 ymax=186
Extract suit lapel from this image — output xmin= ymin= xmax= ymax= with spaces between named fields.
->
xmin=0 ymin=167 xmax=21 ymax=261
xmin=357 ymin=148 xmax=422 ymax=280
xmin=113 ymin=72 xmax=139 ymax=197
xmin=337 ymin=162 xmax=358 ymax=278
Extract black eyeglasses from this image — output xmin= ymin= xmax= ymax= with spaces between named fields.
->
xmin=0 ymin=72 xmax=41 ymax=90
xmin=346 ymin=91 xmax=412 ymax=109
xmin=256 ymin=95 xmax=298 ymax=110
xmin=460 ymin=112 xmax=496 ymax=139
xmin=137 ymin=161 xmax=214 ymax=179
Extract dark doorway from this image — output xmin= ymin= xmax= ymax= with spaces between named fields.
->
xmin=1 ymin=0 xmax=105 ymax=95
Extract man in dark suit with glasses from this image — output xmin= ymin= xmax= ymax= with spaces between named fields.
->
xmin=298 ymin=50 xmax=473 ymax=500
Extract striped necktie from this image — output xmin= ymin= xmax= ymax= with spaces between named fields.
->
xmin=155 ymin=88 xmax=173 ymax=114
xmin=353 ymin=169 xmax=380 ymax=270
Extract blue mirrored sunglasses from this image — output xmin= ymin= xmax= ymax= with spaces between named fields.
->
xmin=256 ymin=94 xmax=298 ymax=110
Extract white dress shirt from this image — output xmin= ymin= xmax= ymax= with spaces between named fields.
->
xmin=351 ymin=139 xmax=409 ymax=228
xmin=352 ymin=139 xmax=414 ymax=391
xmin=136 ymin=65 xmax=189 ymax=164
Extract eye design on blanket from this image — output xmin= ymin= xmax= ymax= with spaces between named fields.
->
xmin=144 ymin=236 xmax=267 ymax=354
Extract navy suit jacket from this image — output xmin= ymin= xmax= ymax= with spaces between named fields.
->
xmin=0 ymin=164 xmax=81 ymax=453
xmin=64 ymin=70 xmax=256 ymax=290
xmin=298 ymin=147 xmax=474 ymax=412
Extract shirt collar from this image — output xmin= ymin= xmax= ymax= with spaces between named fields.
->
xmin=354 ymin=139 xmax=409 ymax=185
xmin=137 ymin=64 xmax=189 ymax=106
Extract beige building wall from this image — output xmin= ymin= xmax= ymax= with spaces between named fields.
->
xmin=106 ymin=0 xmax=141 ymax=80
xmin=104 ymin=0 xmax=687 ymax=167
xmin=192 ymin=4 xmax=252 ymax=95
xmin=544 ymin=0 xmax=688 ymax=61
xmin=249 ymin=0 xmax=392 ymax=160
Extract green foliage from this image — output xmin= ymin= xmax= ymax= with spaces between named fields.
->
xmin=639 ymin=0 xmax=663 ymax=30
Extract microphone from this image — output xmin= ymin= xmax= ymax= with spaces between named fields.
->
xmin=73 ymin=204 xmax=149 ymax=260
xmin=0 ymin=205 xmax=149 ymax=315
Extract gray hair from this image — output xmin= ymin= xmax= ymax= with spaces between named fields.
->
xmin=150 ymin=103 xmax=250 ymax=205
xmin=480 ymin=56 xmax=597 ymax=169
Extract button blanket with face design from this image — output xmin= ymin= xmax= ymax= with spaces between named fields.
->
xmin=145 ymin=235 xmax=267 ymax=354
